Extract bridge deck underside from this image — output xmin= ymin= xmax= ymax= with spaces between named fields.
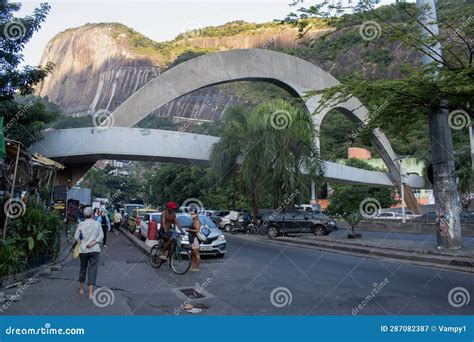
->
xmin=30 ymin=128 xmax=426 ymax=189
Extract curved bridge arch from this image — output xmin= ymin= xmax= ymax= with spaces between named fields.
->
xmin=111 ymin=49 xmax=401 ymax=177
xmin=50 ymin=49 xmax=420 ymax=212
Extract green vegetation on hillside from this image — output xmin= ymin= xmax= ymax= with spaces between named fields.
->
xmin=175 ymin=19 xmax=328 ymax=39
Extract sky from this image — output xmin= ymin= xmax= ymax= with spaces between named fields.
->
xmin=17 ymin=0 xmax=296 ymax=66
xmin=17 ymin=0 xmax=401 ymax=66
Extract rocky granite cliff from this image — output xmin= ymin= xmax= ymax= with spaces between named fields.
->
xmin=37 ymin=22 xmax=334 ymax=120
xmin=36 ymin=19 xmax=413 ymax=123
xmin=37 ymin=24 xmax=161 ymax=116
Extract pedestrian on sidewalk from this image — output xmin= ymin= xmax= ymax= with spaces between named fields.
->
xmin=75 ymin=206 xmax=104 ymax=300
xmin=93 ymin=208 xmax=100 ymax=220
xmin=187 ymin=209 xmax=201 ymax=272
xmin=112 ymin=210 xmax=122 ymax=233
xmin=97 ymin=210 xmax=111 ymax=247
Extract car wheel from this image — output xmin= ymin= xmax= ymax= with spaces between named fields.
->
xmin=224 ymin=224 xmax=231 ymax=233
xmin=313 ymin=225 xmax=327 ymax=236
xmin=267 ymin=226 xmax=279 ymax=239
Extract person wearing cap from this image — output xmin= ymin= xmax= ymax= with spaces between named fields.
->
xmin=75 ymin=206 xmax=104 ymax=300
xmin=159 ymin=201 xmax=185 ymax=260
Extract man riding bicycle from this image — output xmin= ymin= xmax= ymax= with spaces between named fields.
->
xmin=159 ymin=201 xmax=185 ymax=260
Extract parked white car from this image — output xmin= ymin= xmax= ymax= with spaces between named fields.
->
xmin=177 ymin=214 xmax=226 ymax=257
xmin=376 ymin=212 xmax=404 ymax=219
xmin=376 ymin=209 xmax=421 ymax=220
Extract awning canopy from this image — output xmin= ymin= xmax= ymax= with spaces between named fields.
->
xmin=32 ymin=153 xmax=64 ymax=170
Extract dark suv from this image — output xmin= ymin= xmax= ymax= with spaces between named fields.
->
xmin=260 ymin=209 xmax=338 ymax=238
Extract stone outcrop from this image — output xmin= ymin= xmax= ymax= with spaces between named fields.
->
xmin=37 ymin=23 xmax=331 ymax=120
xmin=37 ymin=24 xmax=160 ymax=116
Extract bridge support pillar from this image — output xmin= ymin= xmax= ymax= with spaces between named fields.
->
xmin=54 ymin=163 xmax=96 ymax=187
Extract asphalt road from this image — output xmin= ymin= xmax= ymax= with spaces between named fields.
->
xmin=1 ymin=232 xmax=472 ymax=315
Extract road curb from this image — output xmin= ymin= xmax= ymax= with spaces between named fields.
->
xmin=118 ymin=227 xmax=151 ymax=255
xmin=230 ymin=234 xmax=474 ymax=273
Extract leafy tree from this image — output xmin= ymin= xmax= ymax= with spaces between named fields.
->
xmin=82 ymin=166 xmax=144 ymax=205
xmin=0 ymin=95 xmax=61 ymax=146
xmin=0 ymin=2 xmax=56 ymax=147
xmin=50 ymin=115 xmax=92 ymax=129
xmin=286 ymin=0 xmax=473 ymax=248
xmin=328 ymin=159 xmax=396 ymax=237
xmin=146 ymin=164 xmax=210 ymax=208
xmin=0 ymin=2 xmax=53 ymax=101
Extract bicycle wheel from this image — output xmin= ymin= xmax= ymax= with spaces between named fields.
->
xmin=149 ymin=244 xmax=164 ymax=269
xmin=170 ymin=247 xmax=191 ymax=275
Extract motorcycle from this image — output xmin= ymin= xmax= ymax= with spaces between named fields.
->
xmin=229 ymin=219 xmax=258 ymax=235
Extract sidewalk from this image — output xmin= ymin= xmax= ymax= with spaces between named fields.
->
xmin=316 ymin=228 xmax=474 ymax=258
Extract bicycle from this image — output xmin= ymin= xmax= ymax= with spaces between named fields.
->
xmin=149 ymin=234 xmax=192 ymax=275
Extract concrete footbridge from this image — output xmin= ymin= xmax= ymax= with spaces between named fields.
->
xmin=31 ymin=49 xmax=426 ymax=212
xmin=30 ymin=127 xmax=426 ymax=189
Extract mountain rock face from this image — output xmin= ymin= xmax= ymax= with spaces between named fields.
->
xmin=37 ymin=23 xmax=330 ymax=121
xmin=37 ymin=24 xmax=160 ymax=116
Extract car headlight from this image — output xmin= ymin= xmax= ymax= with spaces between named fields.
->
xmin=217 ymin=235 xmax=226 ymax=241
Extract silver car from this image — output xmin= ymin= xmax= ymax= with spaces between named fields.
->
xmin=219 ymin=212 xmax=245 ymax=232
xmin=177 ymin=214 xmax=227 ymax=257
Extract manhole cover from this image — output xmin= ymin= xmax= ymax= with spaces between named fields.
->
xmin=179 ymin=288 xmax=206 ymax=299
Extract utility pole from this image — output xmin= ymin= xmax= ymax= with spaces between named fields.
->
xmin=417 ymin=0 xmax=462 ymax=249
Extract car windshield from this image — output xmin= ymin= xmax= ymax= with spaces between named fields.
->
xmin=177 ymin=214 xmax=217 ymax=229
xmin=151 ymin=214 xmax=161 ymax=222
xmin=126 ymin=205 xmax=143 ymax=214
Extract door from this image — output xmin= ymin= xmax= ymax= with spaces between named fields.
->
xmin=282 ymin=212 xmax=296 ymax=233
xmin=293 ymin=212 xmax=313 ymax=232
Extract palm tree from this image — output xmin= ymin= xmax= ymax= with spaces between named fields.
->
xmin=210 ymin=106 xmax=250 ymax=210
xmin=211 ymin=100 xmax=324 ymax=220
xmin=250 ymin=99 xmax=324 ymax=207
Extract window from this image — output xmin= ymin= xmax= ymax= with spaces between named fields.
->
xmin=379 ymin=213 xmax=393 ymax=217
xmin=295 ymin=212 xmax=310 ymax=220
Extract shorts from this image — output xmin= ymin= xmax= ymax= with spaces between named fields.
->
xmin=158 ymin=229 xmax=172 ymax=241
xmin=190 ymin=235 xmax=200 ymax=250
xmin=191 ymin=238 xmax=200 ymax=250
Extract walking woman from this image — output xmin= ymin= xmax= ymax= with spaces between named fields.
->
xmin=186 ymin=210 xmax=201 ymax=272
xmin=93 ymin=208 xmax=100 ymax=220
xmin=75 ymin=207 xmax=104 ymax=299
xmin=97 ymin=210 xmax=111 ymax=248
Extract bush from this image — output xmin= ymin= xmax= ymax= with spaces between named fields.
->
xmin=1 ymin=201 xmax=62 ymax=277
